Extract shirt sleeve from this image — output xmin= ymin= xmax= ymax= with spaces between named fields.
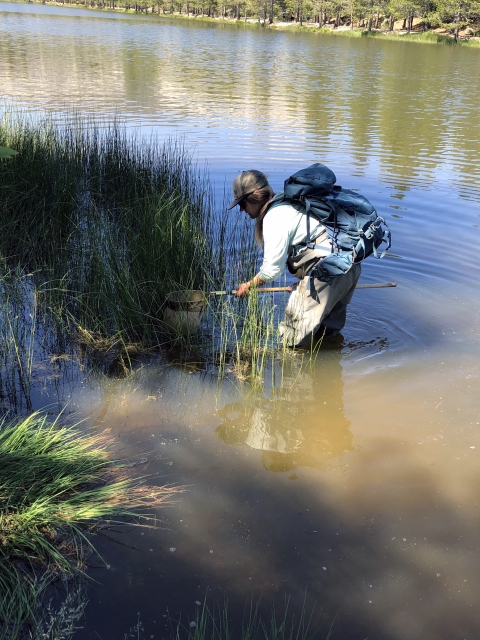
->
xmin=258 ymin=207 xmax=296 ymax=283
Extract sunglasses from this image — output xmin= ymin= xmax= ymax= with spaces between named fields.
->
xmin=238 ymin=190 xmax=255 ymax=211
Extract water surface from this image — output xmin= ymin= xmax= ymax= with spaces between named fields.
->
xmin=1 ymin=4 xmax=480 ymax=638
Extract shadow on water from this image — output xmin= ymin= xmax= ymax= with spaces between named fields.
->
xmin=66 ymin=334 xmax=480 ymax=640
xmin=0 ymin=270 xmax=476 ymax=639
xmin=75 ymin=430 xmax=480 ymax=638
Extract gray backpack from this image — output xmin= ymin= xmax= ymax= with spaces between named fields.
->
xmin=270 ymin=163 xmax=391 ymax=281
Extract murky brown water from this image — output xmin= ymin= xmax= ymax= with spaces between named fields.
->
xmin=1 ymin=3 xmax=480 ymax=638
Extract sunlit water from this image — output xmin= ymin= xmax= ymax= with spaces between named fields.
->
xmin=1 ymin=3 xmax=480 ymax=638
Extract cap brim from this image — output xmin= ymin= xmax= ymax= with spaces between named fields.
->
xmin=227 ymin=190 xmax=255 ymax=211
xmin=227 ymin=196 xmax=245 ymax=210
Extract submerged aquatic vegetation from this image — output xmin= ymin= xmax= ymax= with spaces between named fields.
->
xmin=30 ymin=583 xmax=87 ymax=640
xmin=0 ymin=411 xmax=176 ymax=638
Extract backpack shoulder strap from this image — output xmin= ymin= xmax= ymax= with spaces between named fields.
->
xmin=269 ymin=193 xmax=320 ymax=249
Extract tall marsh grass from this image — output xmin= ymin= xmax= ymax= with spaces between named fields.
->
xmin=0 ymin=113 xmax=215 ymax=347
xmin=0 ymin=110 xmax=316 ymax=390
xmin=0 ymin=411 xmax=175 ymax=638
xmin=0 ymin=265 xmax=40 ymax=413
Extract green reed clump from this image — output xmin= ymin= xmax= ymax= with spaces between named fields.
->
xmin=0 ymin=112 xmax=214 ymax=346
xmin=167 ymin=594 xmax=324 ymax=640
xmin=0 ymin=411 xmax=175 ymax=638
xmin=206 ymin=288 xmax=282 ymax=386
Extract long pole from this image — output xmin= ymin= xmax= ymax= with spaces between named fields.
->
xmin=210 ymin=282 xmax=397 ymax=295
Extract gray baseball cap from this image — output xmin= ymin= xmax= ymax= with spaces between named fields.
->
xmin=227 ymin=170 xmax=269 ymax=210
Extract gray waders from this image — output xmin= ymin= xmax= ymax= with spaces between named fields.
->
xmin=278 ymin=263 xmax=361 ymax=347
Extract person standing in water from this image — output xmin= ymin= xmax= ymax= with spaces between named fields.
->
xmin=228 ymin=169 xmax=361 ymax=347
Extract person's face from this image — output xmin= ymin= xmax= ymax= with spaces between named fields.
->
xmin=240 ymin=196 xmax=262 ymax=219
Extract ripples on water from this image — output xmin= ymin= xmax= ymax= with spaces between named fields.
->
xmin=2 ymin=3 xmax=480 ymax=286
xmin=2 ymin=4 xmax=480 ymax=639
xmin=1 ymin=3 xmax=480 ymax=195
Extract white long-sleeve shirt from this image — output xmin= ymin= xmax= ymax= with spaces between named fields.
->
xmin=258 ymin=202 xmax=331 ymax=283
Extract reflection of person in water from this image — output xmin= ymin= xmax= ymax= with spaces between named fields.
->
xmin=215 ymin=347 xmax=354 ymax=472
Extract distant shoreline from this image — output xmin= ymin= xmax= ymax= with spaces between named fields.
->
xmin=2 ymin=0 xmax=480 ymax=47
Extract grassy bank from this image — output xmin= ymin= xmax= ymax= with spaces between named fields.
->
xmin=0 ymin=411 xmax=175 ymax=638
xmin=297 ymin=26 xmax=480 ymax=46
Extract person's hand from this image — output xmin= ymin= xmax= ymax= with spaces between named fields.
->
xmin=235 ymin=281 xmax=251 ymax=297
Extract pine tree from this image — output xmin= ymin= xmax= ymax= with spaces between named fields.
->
xmin=429 ymin=0 xmax=480 ymax=39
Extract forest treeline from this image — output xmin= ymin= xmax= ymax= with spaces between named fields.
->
xmin=36 ymin=0 xmax=480 ymax=40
